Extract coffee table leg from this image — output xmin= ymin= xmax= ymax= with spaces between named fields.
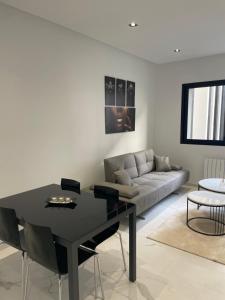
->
xmin=223 ymin=207 xmax=225 ymax=233
xmin=215 ymin=207 xmax=218 ymax=235
xmin=197 ymin=187 xmax=200 ymax=209
xmin=186 ymin=198 xmax=189 ymax=225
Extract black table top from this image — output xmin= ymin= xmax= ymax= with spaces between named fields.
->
xmin=0 ymin=184 xmax=134 ymax=243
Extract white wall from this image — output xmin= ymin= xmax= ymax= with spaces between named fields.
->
xmin=5 ymin=2 xmax=225 ymax=193
xmin=154 ymin=54 xmax=225 ymax=184
xmin=0 ymin=3 xmax=156 ymax=197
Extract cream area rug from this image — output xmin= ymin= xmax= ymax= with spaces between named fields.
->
xmin=147 ymin=188 xmax=225 ymax=265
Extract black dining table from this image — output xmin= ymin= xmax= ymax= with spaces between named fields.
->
xmin=0 ymin=184 xmax=136 ymax=300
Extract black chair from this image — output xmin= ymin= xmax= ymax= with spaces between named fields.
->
xmin=61 ymin=178 xmax=80 ymax=194
xmin=23 ymin=222 xmax=104 ymax=300
xmin=88 ymin=186 xmax=127 ymax=271
xmin=0 ymin=207 xmax=27 ymax=298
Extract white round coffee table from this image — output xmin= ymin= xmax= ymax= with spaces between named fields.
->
xmin=187 ymin=191 xmax=225 ymax=236
xmin=198 ymin=178 xmax=225 ymax=194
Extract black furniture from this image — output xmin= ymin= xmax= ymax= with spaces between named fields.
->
xmin=0 ymin=207 xmax=26 ymax=298
xmin=61 ymin=178 xmax=80 ymax=194
xmin=90 ymin=185 xmax=126 ymax=271
xmin=0 ymin=184 xmax=136 ymax=300
xmin=23 ymin=222 xmax=104 ymax=300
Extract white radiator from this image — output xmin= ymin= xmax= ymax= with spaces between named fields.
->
xmin=204 ymin=158 xmax=225 ymax=178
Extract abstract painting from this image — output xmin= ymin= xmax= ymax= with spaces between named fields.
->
xmin=127 ymin=81 xmax=135 ymax=107
xmin=105 ymin=107 xmax=135 ymax=134
xmin=105 ymin=76 xmax=136 ymax=134
xmin=116 ymin=78 xmax=126 ymax=106
xmin=105 ymin=76 xmax=115 ymax=106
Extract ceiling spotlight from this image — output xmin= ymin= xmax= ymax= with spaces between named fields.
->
xmin=174 ymin=49 xmax=181 ymax=53
xmin=129 ymin=22 xmax=138 ymax=28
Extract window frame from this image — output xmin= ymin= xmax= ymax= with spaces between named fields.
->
xmin=180 ymin=79 xmax=225 ymax=146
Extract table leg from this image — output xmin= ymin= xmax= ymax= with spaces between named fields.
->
xmin=67 ymin=243 xmax=79 ymax=300
xmin=129 ymin=210 xmax=136 ymax=282
xmin=197 ymin=185 xmax=201 ymax=209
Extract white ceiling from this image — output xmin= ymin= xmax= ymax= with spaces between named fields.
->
xmin=1 ymin=0 xmax=225 ymax=64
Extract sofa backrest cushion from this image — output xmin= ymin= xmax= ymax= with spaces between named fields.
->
xmin=134 ymin=149 xmax=155 ymax=176
xmin=104 ymin=153 xmax=138 ymax=183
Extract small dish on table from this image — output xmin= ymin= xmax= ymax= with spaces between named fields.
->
xmin=48 ymin=196 xmax=74 ymax=205
xmin=46 ymin=196 xmax=77 ymax=209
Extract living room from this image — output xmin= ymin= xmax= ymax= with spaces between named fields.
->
xmin=0 ymin=1 xmax=225 ymax=300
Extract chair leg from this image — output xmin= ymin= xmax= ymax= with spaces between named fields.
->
xmin=117 ymin=232 xmax=127 ymax=271
xmin=94 ymin=256 xmax=97 ymax=298
xmin=58 ymin=275 xmax=62 ymax=300
xmin=96 ymin=255 xmax=105 ymax=300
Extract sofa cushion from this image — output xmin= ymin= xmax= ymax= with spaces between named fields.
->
xmin=130 ymin=170 xmax=189 ymax=215
xmin=155 ymin=155 xmax=171 ymax=172
xmin=114 ymin=170 xmax=131 ymax=186
xmin=132 ymin=170 xmax=186 ymax=187
xmin=123 ymin=154 xmax=138 ymax=178
xmin=134 ymin=149 xmax=154 ymax=176
xmin=146 ymin=149 xmax=155 ymax=169
xmin=104 ymin=153 xmax=138 ymax=182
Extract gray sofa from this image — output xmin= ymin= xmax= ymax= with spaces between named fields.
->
xmin=103 ymin=149 xmax=189 ymax=215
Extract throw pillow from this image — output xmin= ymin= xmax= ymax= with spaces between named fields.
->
xmin=171 ymin=164 xmax=183 ymax=171
xmin=114 ymin=170 xmax=131 ymax=186
xmin=155 ymin=155 xmax=171 ymax=172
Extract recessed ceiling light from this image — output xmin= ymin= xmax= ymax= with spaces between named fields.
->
xmin=129 ymin=22 xmax=138 ymax=28
xmin=174 ymin=49 xmax=181 ymax=53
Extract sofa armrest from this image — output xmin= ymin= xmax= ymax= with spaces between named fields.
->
xmin=89 ymin=181 xmax=139 ymax=199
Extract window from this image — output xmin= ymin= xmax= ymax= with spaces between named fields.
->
xmin=181 ymin=80 xmax=225 ymax=146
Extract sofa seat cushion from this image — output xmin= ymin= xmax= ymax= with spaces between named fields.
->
xmin=132 ymin=176 xmax=164 ymax=189
xmin=132 ymin=170 xmax=189 ymax=198
xmin=129 ymin=170 xmax=189 ymax=215
xmin=134 ymin=149 xmax=155 ymax=176
xmin=132 ymin=170 xmax=185 ymax=185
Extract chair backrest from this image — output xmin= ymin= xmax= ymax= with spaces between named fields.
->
xmin=61 ymin=178 xmax=80 ymax=194
xmin=24 ymin=222 xmax=59 ymax=274
xmin=94 ymin=185 xmax=119 ymax=202
xmin=93 ymin=186 xmax=120 ymax=245
xmin=0 ymin=207 xmax=21 ymax=250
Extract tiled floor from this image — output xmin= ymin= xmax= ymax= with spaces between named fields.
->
xmin=1 ymin=186 xmax=225 ymax=299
